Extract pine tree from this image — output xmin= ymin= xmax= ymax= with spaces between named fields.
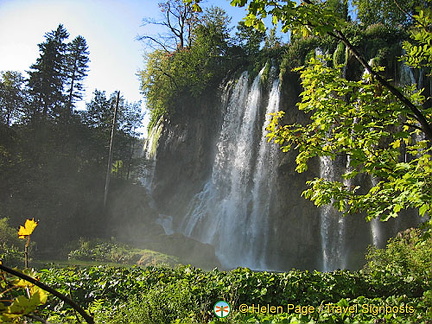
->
xmin=65 ymin=35 xmax=90 ymax=114
xmin=82 ymin=90 xmax=113 ymax=129
xmin=28 ymin=24 xmax=69 ymax=118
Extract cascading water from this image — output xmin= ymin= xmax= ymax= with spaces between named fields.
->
xmin=369 ymin=177 xmax=385 ymax=247
xmin=145 ymin=57 xmax=423 ymax=271
xmin=141 ymin=117 xmax=164 ymax=192
xmin=319 ymin=156 xmax=347 ymax=271
xmin=247 ymin=76 xmax=281 ymax=268
xmin=179 ymin=67 xmax=281 ymax=269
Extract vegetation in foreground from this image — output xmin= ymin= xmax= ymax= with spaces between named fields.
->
xmin=1 ymin=0 xmax=432 ymax=323
xmin=1 ymin=225 xmax=431 ymax=323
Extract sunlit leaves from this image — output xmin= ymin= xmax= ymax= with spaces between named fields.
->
xmin=230 ymin=0 xmax=248 ymax=6
xmin=35 ymin=264 xmax=430 ymax=322
xmin=402 ymin=7 xmax=432 ymax=68
xmin=0 ymin=268 xmax=48 ymax=322
xmin=267 ymin=53 xmax=431 ymax=221
xmin=182 ymin=0 xmax=203 ymax=12
xmin=231 ymin=0 xmax=347 ymax=37
xmin=141 ymin=7 xmax=233 ymax=130
xmin=17 ymin=219 xmax=38 ymax=239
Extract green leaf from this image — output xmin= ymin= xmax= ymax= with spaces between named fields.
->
xmin=419 ymin=204 xmax=430 ymax=216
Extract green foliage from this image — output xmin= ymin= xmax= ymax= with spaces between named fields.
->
xmin=0 ymin=244 xmax=22 ymax=268
xmin=0 ymin=218 xmax=23 ymax=266
xmin=27 ymin=24 xmax=90 ymax=119
xmin=333 ymin=41 xmax=347 ymax=66
xmin=353 ymin=0 xmax=426 ymax=27
xmin=0 ymin=103 xmax=144 ymax=256
xmin=0 ymin=267 xmax=48 ymax=323
xmin=28 ymin=24 xmax=69 ymax=118
xmin=67 ymin=238 xmax=134 ymax=263
xmin=279 ymin=37 xmax=319 ymax=75
xmin=34 ymin=264 xmax=431 ymax=323
xmin=80 ymin=90 xmax=143 ymax=179
xmin=140 ymin=50 xmax=173 ymax=129
xmin=358 ymin=23 xmax=407 ymax=68
xmin=140 ymin=5 xmax=243 ymax=130
xmin=364 ymin=228 xmax=432 ymax=288
xmin=82 ymin=90 xmax=143 ymax=137
xmin=95 ymin=281 xmax=197 ymax=324
xmin=0 ymin=218 xmax=21 ymax=249
xmin=67 ymin=238 xmax=179 ymax=266
xmin=402 ymin=5 xmax=432 ymax=69
xmin=268 ymin=54 xmax=432 ymax=220
xmin=0 ymin=71 xmax=28 ymax=126
xmin=233 ymin=0 xmax=348 ymax=37
xmin=0 ymin=24 xmax=144 ymax=257
xmin=64 ymin=35 xmax=90 ymax=110
xmin=235 ymin=21 xmax=265 ymax=57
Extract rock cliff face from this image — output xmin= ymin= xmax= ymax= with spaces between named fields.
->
xmin=151 ymin=91 xmax=221 ymax=219
xmin=146 ymin=67 xmax=419 ymax=271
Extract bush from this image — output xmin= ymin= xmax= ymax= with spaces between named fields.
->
xmin=36 ymin=263 xmax=431 ymax=323
xmin=95 ymin=281 xmax=199 ymax=324
xmin=364 ymin=227 xmax=432 ymax=293
xmin=0 ymin=218 xmax=24 ymax=266
xmin=67 ymin=238 xmax=140 ymax=263
xmin=67 ymin=238 xmax=179 ymax=266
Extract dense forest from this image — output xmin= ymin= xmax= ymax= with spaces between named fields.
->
xmin=0 ymin=24 xmax=145 ymax=254
xmin=1 ymin=0 xmax=432 ymax=322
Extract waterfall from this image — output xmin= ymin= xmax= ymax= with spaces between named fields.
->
xmin=319 ymin=156 xmax=346 ymax=271
xmin=179 ymin=67 xmax=280 ymax=269
xmin=247 ymin=77 xmax=281 ymax=268
xmin=369 ymin=177 xmax=385 ymax=247
xmin=141 ymin=117 xmax=164 ymax=192
xmin=143 ymin=51 xmax=426 ymax=271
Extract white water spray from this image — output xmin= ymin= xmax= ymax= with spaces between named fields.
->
xmin=180 ymin=68 xmax=281 ymax=269
xmin=141 ymin=117 xmax=164 ymax=191
xmin=319 ymin=156 xmax=347 ymax=271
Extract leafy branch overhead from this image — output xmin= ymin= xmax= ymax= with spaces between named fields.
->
xmin=268 ymin=57 xmax=431 ymax=221
xmin=188 ymin=0 xmax=431 ymax=222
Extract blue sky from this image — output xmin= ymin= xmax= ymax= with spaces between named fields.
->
xmin=0 ymin=0 xmax=250 ymax=123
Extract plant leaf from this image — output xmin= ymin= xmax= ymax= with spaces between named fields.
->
xmin=18 ymin=219 xmax=38 ymax=239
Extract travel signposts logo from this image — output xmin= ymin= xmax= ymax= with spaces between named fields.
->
xmin=213 ymin=301 xmax=231 ymax=318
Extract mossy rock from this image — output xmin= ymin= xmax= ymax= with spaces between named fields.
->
xmin=136 ymin=249 xmax=179 ymax=267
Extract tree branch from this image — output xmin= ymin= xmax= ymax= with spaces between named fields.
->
xmin=136 ymin=35 xmax=173 ymax=53
xmin=300 ymin=0 xmax=432 ymax=141
xmin=0 ymin=263 xmax=94 ymax=324
xmin=332 ymin=30 xmax=432 ymax=141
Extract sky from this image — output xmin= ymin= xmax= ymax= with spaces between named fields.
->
xmin=0 ymin=0 xmax=250 ymax=131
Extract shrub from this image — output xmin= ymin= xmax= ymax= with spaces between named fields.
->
xmin=363 ymin=227 xmax=432 ymax=293
xmin=67 ymin=238 xmax=179 ymax=267
xmin=67 ymin=238 xmax=140 ymax=263
xmin=95 ymin=281 xmax=199 ymax=324
xmin=0 ymin=218 xmax=24 ymax=266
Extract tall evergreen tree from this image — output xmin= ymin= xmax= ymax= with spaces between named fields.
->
xmin=65 ymin=35 xmax=90 ymax=114
xmin=82 ymin=90 xmax=143 ymax=136
xmin=81 ymin=90 xmax=113 ymax=130
xmin=28 ymin=24 xmax=69 ymax=118
xmin=235 ymin=21 xmax=265 ymax=56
